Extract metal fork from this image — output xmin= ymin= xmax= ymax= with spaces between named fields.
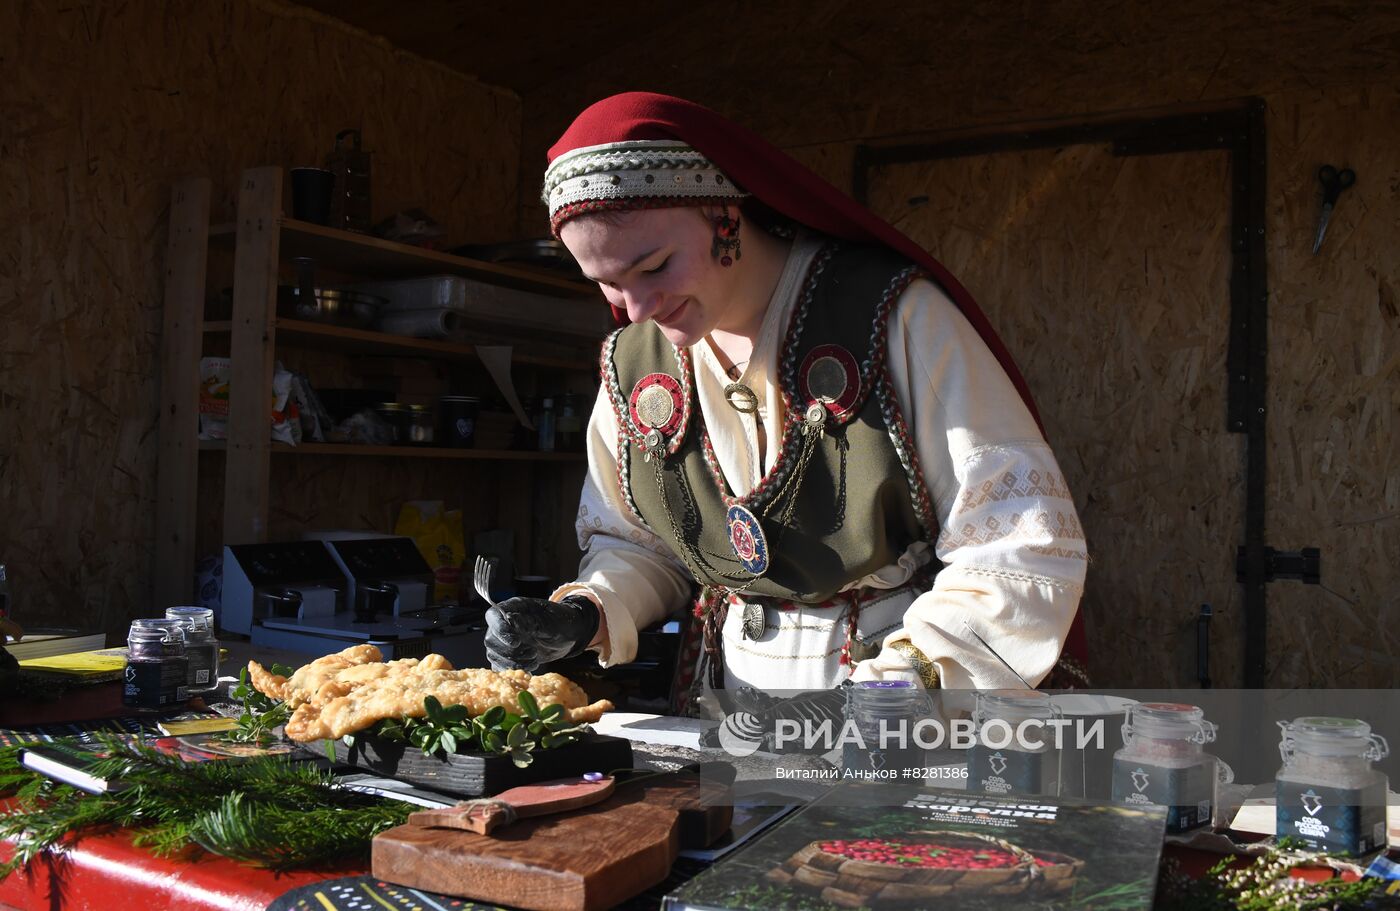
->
xmin=472 ymin=554 xmax=497 ymax=606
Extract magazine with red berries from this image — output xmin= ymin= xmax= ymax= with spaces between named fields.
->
xmin=663 ymin=783 xmax=1168 ymax=910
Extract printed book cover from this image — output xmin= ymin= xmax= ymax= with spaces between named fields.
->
xmin=664 ymin=783 xmax=1168 ymax=911
xmin=19 ymin=733 xmax=303 ymax=794
xmin=3 ymin=629 xmax=107 ymax=661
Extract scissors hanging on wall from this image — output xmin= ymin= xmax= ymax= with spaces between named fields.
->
xmin=1311 ymin=164 xmax=1356 ymax=255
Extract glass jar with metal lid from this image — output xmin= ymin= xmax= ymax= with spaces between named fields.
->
xmin=404 ymin=404 xmax=434 ymax=445
xmin=968 ymin=689 xmax=1061 ymax=796
xmin=1111 ymin=702 xmax=1221 ymax=833
xmin=842 ymin=680 xmax=932 ymax=778
xmin=123 ymin=619 xmax=190 ymax=710
xmin=165 ymin=606 xmax=220 ymax=695
xmin=374 ymin=402 xmax=409 ymax=443
xmin=1276 ymin=716 xmax=1389 ymax=855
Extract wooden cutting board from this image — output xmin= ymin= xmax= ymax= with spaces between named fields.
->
xmin=373 ymin=770 xmax=733 ymax=911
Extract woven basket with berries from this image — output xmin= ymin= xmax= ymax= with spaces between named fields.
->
xmin=765 ymin=829 xmax=1084 ymax=907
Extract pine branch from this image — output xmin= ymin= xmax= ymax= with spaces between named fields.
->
xmin=0 ymin=734 xmax=413 ymax=877
xmin=186 ymin=791 xmax=411 ymax=868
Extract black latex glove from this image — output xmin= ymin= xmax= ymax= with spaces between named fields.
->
xmin=484 ymin=595 xmax=600 ymax=673
xmin=701 ymin=685 xmax=851 ymax=755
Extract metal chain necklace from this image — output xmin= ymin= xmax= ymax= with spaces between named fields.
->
xmin=645 ymin=400 xmax=827 ymax=622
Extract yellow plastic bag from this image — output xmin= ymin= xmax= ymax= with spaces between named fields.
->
xmin=394 ymin=501 xmax=465 ymax=603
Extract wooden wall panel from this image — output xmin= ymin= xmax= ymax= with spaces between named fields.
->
xmin=868 ymin=147 xmax=1239 ymax=689
xmin=517 ymin=1 xmax=1400 ymax=234
xmin=1261 ymin=87 xmax=1400 ymax=688
xmin=0 ymin=0 xmax=521 ymax=636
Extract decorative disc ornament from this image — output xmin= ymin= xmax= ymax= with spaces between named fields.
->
xmin=799 ymin=344 xmax=862 ymax=420
xmin=628 ymin=372 xmax=685 ymax=439
xmin=726 ymin=504 xmax=769 ymax=576
xmin=741 ymin=601 xmax=765 ymax=641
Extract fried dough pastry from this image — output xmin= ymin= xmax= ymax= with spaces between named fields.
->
xmin=247 ymin=645 xmax=453 ymax=709
xmin=283 ymin=667 xmax=613 ymax=742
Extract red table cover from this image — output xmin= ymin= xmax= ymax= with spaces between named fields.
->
xmin=0 ymin=797 xmax=364 ymax=911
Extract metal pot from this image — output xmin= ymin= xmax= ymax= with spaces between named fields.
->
xmin=277 ymin=256 xmax=386 ymax=328
xmin=450 ymin=238 xmax=581 ymax=277
xmin=354 ymin=581 xmax=398 ymax=623
xmin=255 ymin=587 xmax=303 ymax=620
xmin=278 ymin=287 xmax=386 ymax=328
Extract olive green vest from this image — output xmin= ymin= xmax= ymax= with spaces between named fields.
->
xmin=601 ymin=243 xmax=936 ymax=604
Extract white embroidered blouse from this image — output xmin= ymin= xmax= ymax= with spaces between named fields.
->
xmin=553 ymin=233 xmax=1086 ymax=691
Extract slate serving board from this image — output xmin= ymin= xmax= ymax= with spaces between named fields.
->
xmin=322 ymin=731 xmax=635 ymax=797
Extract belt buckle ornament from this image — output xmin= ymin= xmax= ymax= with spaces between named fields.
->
xmin=740 ymin=599 xmax=764 ymax=641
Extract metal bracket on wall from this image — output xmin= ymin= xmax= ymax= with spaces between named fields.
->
xmin=1235 ymin=547 xmax=1321 ymax=585
xmin=853 ymin=99 xmax=1278 ymax=687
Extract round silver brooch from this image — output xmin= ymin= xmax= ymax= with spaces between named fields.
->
xmin=634 ymin=384 xmax=676 ymax=429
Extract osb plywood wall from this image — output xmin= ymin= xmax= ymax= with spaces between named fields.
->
xmin=195 ymin=456 xmax=587 ymax=595
xmin=869 ymin=148 xmax=1241 ymax=689
xmin=0 ymin=0 xmax=521 ymax=638
xmin=518 ymin=0 xmax=1400 ymax=686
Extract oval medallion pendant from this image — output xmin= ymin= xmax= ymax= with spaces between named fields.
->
xmin=726 ymin=504 xmax=769 ymax=576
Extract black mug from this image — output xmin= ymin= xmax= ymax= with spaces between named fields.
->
xmin=290 ymin=167 xmax=335 ymax=225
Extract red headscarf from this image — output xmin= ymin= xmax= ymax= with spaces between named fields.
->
xmin=547 ymin=91 xmax=1044 ymax=427
xmin=548 ymin=93 xmax=1088 ymax=675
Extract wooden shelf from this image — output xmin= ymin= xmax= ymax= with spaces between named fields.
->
xmin=199 ymin=440 xmax=585 ymax=462
xmin=203 ymin=318 xmax=595 ymax=371
xmin=209 ymin=218 xmax=596 ymax=298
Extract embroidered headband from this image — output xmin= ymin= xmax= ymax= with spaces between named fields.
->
xmin=542 ymin=139 xmax=748 ymax=232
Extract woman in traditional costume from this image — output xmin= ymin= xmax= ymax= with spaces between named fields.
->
xmin=485 ymin=92 xmax=1088 ymax=712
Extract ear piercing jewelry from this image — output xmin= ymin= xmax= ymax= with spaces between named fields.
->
xmin=712 ymin=210 xmax=741 ymax=266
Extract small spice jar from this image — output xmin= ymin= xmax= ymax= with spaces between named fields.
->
xmin=967 ymin=689 xmax=1061 ymax=797
xmin=165 ymin=606 xmax=220 ymax=695
xmin=123 ymin=619 xmax=190 ymax=710
xmin=404 ymin=404 xmax=434 ymax=445
xmin=374 ymin=402 xmax=408 ymax=443
xmin=842 ymin=680 xmax=931 ymax=778
xmin=1111 ymin=702 xmax=1219 ymax=833
xmin=1276 ymin=716 xmax=1389 ymax=855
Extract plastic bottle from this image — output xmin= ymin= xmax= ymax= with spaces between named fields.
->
xmin=557 ymin=393 xmax=584 ymax=452
xmin=537 ymin=397 xmax=557 ymax=452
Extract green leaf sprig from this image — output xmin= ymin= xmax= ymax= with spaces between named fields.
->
xmin=343 ymin=692 xmax=590 ymax=768
xmin=1155 ymin=837 xmax=1383 ymax=911
xmin=225 ymin=663 xmax=293 ymax=745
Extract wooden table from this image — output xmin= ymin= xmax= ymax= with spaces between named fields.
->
xmin=2 ymin=707 xmax=1392 ymax=910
